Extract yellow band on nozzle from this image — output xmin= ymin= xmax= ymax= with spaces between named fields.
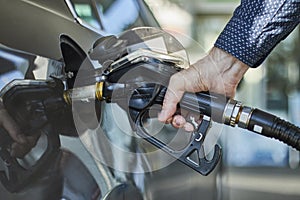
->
xmin=63 ymin=90 xmax=71 ymax=105
xmin=95 ymin=81 xmax=104 ymax=100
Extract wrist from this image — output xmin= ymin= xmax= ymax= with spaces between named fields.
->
xmin=192 ymin=47 xmax=249 ymax=97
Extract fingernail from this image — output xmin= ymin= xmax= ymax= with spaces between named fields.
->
xmin=174 ymin=116 xmax=185 ymax=127
xmin=174 ymin=119 xmax=181 ymax=126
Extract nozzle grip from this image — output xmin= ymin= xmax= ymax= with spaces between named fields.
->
xmin=180 ymin=92 xmax=228 ymax=123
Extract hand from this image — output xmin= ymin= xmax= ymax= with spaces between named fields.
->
xmin=0 ymin=102 xmax=39 ymax=158
xmin=158 ymin=47 xmax=249 ymax=129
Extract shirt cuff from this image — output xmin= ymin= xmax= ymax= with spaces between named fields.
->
xmin=214 ymin=1 xmax=300 ymax=68
xmin=214 ymin=17 xmax=269 ymax=68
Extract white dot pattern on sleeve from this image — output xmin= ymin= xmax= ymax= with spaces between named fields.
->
xmin=214 ymin=0 xmax=300 ymax=67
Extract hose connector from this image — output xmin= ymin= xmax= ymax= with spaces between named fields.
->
xmin=223 ymin=99 xmax=242 ymax=126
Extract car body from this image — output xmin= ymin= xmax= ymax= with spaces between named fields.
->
xmin=0 ymin=0 xmax=158 ymax=60
xmin=0 ymin=0 xmax=158 ymax=199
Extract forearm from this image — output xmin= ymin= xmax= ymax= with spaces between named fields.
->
xmin=215 ymin=0 xmax=300 ymax=67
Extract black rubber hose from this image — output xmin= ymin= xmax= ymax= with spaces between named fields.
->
xmin=248 ymin=109 xmax=300 ymax=151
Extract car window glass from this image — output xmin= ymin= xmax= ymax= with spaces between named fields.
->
xmin=0 ymin=48 xmax=28 ymax=90
xmin=70 ymin=0 xmax=102 ymax=30
xmin=96 ymin=0 xmax=144 ymax=34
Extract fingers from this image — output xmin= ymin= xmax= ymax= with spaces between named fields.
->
xmin=158 ymin=60 xmax=207 ymax=122
xmin=172 ymin=115 xmax=194 ymax=132
xmin=0 ymin=105 xmax=39 ymax=158
xmin=158 ymin=73 xmax=185 ymax=122
xmin=10 ymin=134 xmax=40 ymax=158
xmin=157 ymin=90 xmax=181 ymax=122
xmin=172 ymin=115 xmax=186 ymax=128
xmin=11 ymin=142 xmax=31 ymax=158
xmin=0 ymin=108 xmax=26 ymax=144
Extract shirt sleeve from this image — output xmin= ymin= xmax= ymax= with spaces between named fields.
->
xmin=214 ymin=0 xmax=300 ymax=67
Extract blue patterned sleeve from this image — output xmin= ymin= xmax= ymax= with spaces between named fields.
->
xmin=214 ymin=0 xmax=300 ymax=67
